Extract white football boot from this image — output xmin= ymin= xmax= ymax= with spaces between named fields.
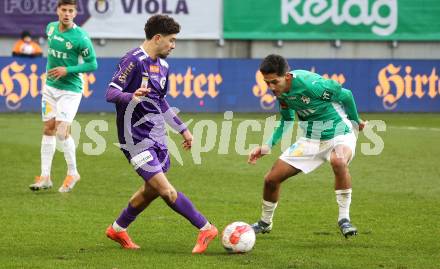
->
xmin=58 ymin=174 xmax=80 ymax=193
xmin=29 ymin=176 xmax=53 ymax=191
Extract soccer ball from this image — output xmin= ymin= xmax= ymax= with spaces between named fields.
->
xmin=221 ymin=221 xmax=256 ymax=253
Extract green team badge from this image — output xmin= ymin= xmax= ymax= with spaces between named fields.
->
xmin=301 ymin=95 xmax=310 ymax=104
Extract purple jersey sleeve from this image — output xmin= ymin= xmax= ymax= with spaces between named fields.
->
xmin=105 ymin=54 xmax=139 ymax=104
xmin=105 ymin=87 xmax=133 ymax=104
xmin=161 ymin=99 xmax=187 ymax=133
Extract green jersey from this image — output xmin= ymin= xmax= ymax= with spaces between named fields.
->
xmin=267 ymin=70 xmax=361 ymax=146
xmin=45 ymin=22 xmax=98 ymax=93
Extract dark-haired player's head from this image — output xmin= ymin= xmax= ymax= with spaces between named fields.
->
xmin=259 ymin=54 xmax=293 ymax=96
xmin=144 ymin=15 xmax=181 ymax=59
xmin=260 ymin=54 xmax=290 ymax=76
xmin=57 ymin=0 xmax=77 ymax=28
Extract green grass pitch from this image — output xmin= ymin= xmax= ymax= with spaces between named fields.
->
xmin=1 ymin=113 xmax=439 ymax=268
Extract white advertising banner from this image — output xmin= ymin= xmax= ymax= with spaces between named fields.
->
xmin=83 ymin=0 xmax=221 ymax=39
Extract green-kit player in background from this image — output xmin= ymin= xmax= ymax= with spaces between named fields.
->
xmin=29 ymin=0 xmax=98 ymax=193
xmin=248 ymin=54 xmax=366 ymax=238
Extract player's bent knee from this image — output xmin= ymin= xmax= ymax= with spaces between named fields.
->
xmin=160 ymin=188 xmax=178 ymax=204
xmin=263 ymin=176 xmax=279 ymax=192
xmin=330 ymin=157 xmax=348 ymax=171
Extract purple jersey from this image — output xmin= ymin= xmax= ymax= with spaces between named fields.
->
xmin=105 ymin=46 xmax=186 ymax=156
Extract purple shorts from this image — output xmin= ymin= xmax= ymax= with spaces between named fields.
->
xmin=123 ymin=147 xmax=170 ymax=181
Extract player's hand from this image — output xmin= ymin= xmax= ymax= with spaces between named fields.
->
xmin=133 ymin=87 xmax=151 ymax=102
xmin=47 ymin=66 xmax=68 ymax=80
xmin=248 ymin=145 xmax=271 ymax=165
xmin=358 ymin=120 xmax=367 ymax=131
xmin=181 ymin=129 xmax=193 ymax=150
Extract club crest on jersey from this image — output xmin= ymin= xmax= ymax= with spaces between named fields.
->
xmin=301 ymin=95 xmax=310 ymax=104
xmin=47 ymin=26 xmax=54 ymax=36
xmin=150 ymin=65 xmax=160 ymax=73
xmin=66 ymin=42 xmax=72 ymax=50
xmin=160 ymin=77 xmax=166 ymax=89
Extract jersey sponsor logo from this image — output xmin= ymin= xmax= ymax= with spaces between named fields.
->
xmin=130 ymin=150 xmax=154 ymax=169
xmin=287 ymin=96 xmax=296 ymax=100
xmin=81 ymin=48 xmax=89 ymax=57
xmin=141 ymin=72 xmax=149 ymax=87
xmin=321 ymin=90 xmax=332 ymax=100
xmin=53 ymin=35 xmax=64 ymax=42
xmin=301 ymin=95 xmax=310 ymax=104
xmin=48 ymin=48 xmax=68 ymax=59
xmin=66 ymin=42 xmax=73 ymax=50
xmin=118 ymin=61 xmax=135 ymax=83
xmin=150 ymin=65 xmax=160 ymax=73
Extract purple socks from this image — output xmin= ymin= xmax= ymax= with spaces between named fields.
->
xmin=169 ymin=192 xmax=208 ymax=229
xmin=115 ymin=203 xmax=143 ymax=228
xmin=114 ymin=192 xmax=207 ymax=230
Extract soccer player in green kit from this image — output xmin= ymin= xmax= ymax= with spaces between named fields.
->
xmin=249 ymin=54 xmax=366 ymax=238
xmin=29 ymin=0 xmax=97 ymax=193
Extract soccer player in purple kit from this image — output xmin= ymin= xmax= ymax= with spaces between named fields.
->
xmin=104 ymin=15 xmax=217 ymax=254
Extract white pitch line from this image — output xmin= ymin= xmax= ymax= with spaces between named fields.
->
xmin=388 ymin=126 xmax=440 ymax=132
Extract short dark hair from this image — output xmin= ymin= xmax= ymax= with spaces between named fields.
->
xmin=144 ymin=15 xmax=180 ymax=40
xmin=21 ymin=31 xmax=31 ymax=39
xmin=259 ymin=54 xmax=290 ymax=76
xmin=58 ymin=0 xmax=77 ymax=7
